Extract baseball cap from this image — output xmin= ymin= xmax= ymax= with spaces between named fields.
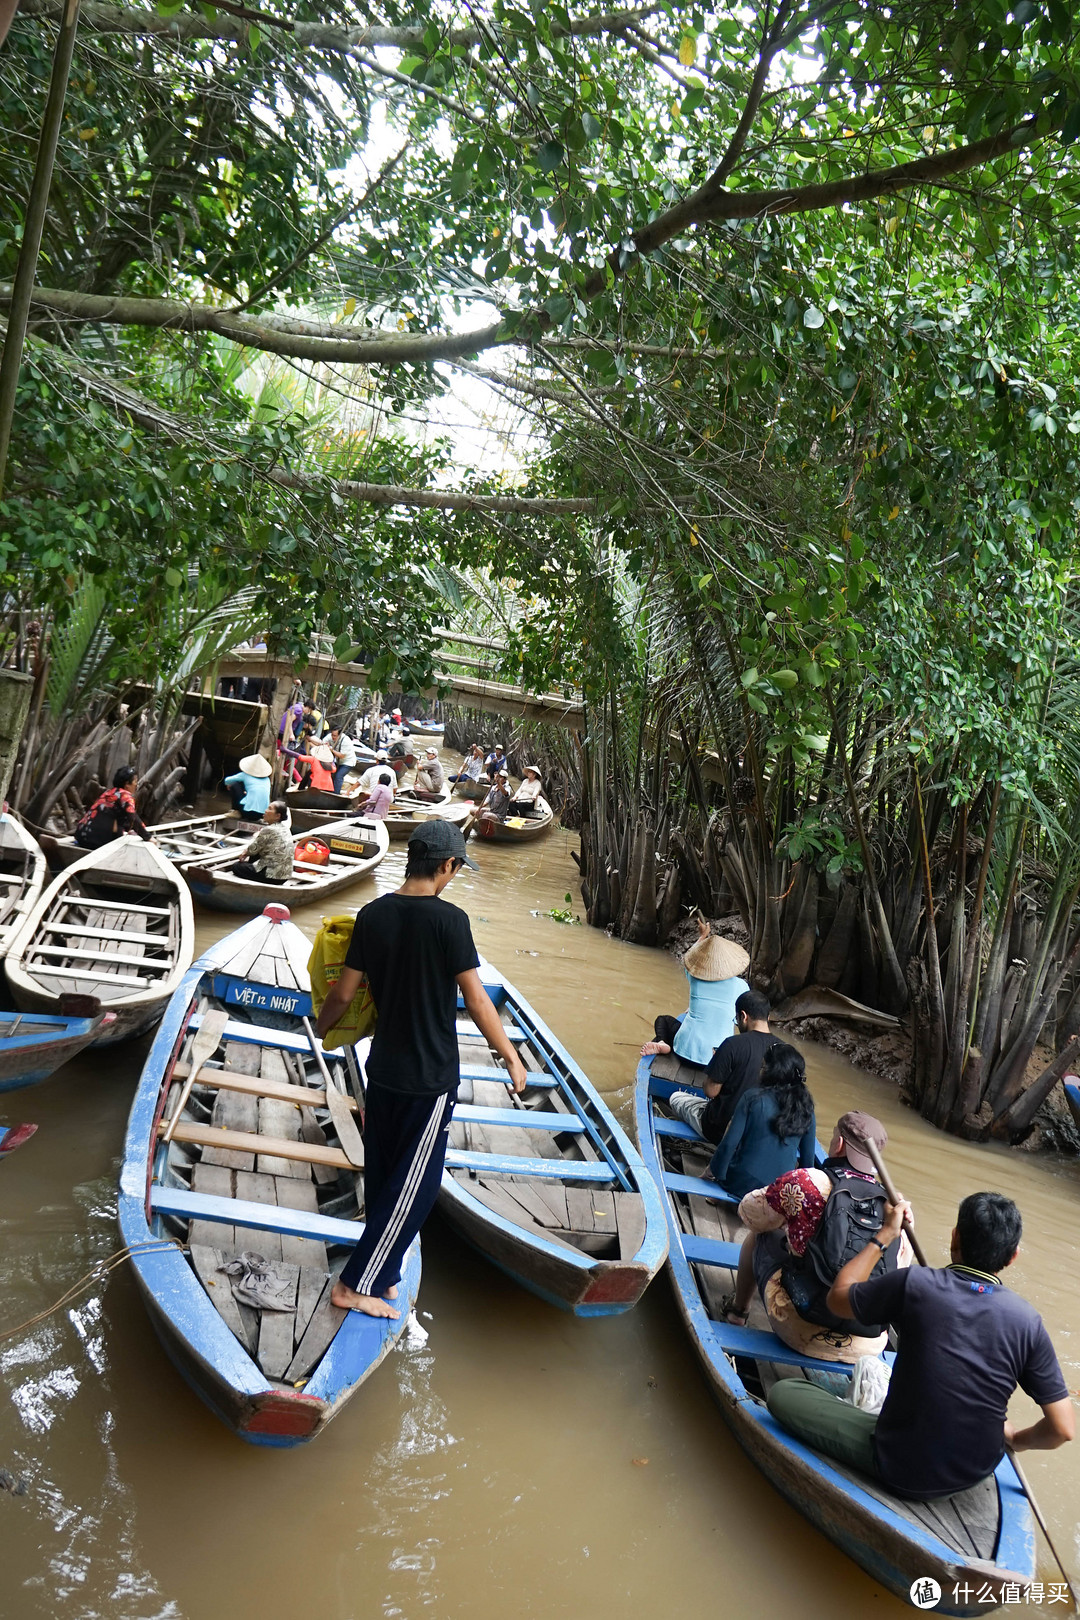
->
xmin=408 ymin=818 xmax=479 ymax=870
xmin=836 ymin=1110 xmax=888 ymax=1176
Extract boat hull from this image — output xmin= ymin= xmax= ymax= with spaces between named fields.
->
xmin=183 ymin=818 xmax=389 ymax=913
xmin=0 ymin=1010 xmax=113 ymax=1089
xmin=1065 ymin=1081 xmax=1080 ymax=1135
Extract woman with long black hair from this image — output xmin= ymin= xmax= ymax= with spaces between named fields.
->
xmin=706 ymin=1041 xmax=816 ymax=1201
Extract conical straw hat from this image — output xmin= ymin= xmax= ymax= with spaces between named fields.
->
xmin=239 ymin=753 xmax=272 ymax=779
xmin=682 ymin=932 xmax=750 ymax=982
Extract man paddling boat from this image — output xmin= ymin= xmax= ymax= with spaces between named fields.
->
xmin=316 ymin=819 xmax=528 ymax=1319
xmin=768 ymin=1190 xmax=1073 ymax=1498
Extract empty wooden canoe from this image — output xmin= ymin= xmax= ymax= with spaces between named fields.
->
xmin=635 ymin=1053 xmax=1035 ymax=1615
xmin=5 ymin=840 xmax=195 ymax=1044
xmin=430 ymin=962 xmax=667 ymax=1314
xmin=385 ymin=797 xmax=475 ymax=842
xmin=118 ymin=905 xmax=419 ymax=1445
xmin=0 ymin=1005 xmax=117 ymax=1091
xmin=474 ymin=797 xmax=554 ymax=843
xmin=0 ymin=814 xmax=46 ymax=953
xmin=182 ymin=817 xmax=389 ymax=913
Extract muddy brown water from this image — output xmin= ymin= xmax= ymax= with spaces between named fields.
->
xmin=2 ymin=824 xmax=1079 ymax=1619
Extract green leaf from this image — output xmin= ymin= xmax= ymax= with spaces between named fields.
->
xmin=741 ymin=667 xmax=759 ymax=688
xmin=536 ymin=140 xmax=565 ymax=173
xmin=772 ymin=669 xmax=799 ymax=688
xmin=1062 ymin=101 xmax=1080 ymax=146
xmin=164 ymin=566 xmax=183 ymax=588
xmin=803 ymin=306 xmax=825 ymax=330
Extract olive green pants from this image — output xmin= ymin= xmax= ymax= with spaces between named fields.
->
xmin=766 ymin=1380 xmax=880 ymax=1477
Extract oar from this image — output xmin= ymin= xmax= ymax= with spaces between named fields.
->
xmin=162 ymin=1009 xmax=230 ymax=1143
xmin=301 ymin=1016 xmax=364 ymax=1169
xmin=847 ymin=1126 xmax=1077 ymax=1608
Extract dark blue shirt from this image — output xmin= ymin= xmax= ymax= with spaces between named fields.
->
xmin=707 ymin=1086 xmax=816 ymax=1201
xmin=848 ymin=1265 xmax=1068 ymax=1498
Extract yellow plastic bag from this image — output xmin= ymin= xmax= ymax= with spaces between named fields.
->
xmin=307 ymin=914 xmax=377 ymax=1051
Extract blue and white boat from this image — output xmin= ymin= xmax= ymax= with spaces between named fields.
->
xmin=118 ymin=904 xmax=419 ymax=1446
xmin=635 ymin=1054 xmax=1036 ymax=1615
xmin=432 ymin=965 xmax=667 ymax=1314
xmin=0 ymin=1005 xmax=116 ymax=1091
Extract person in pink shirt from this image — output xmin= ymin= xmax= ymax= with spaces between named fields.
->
xmin=360 ymin=770 xmax=395 ymax=819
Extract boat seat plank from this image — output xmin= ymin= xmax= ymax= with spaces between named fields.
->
xmin=681 ymin=1234 xmax=743 ymax=1269
xmin=27 ymin=943 xmax=173 ymax=970
xmin=459 ymin=1063 xmax=555 ymax=1088
xmin=189 ymin=1013 xmax=330 ymax=1059
xmin=456 ymin=1020 xmax=527 ymax=1042
xmin=177 ymin=1059 xmax=353 ymax=1113
xmin=256 ymin=1263 xmax=300 ymax=1378
xmin=451 ymin=1105 xmax=585 ymax=1133
xmin=444 ymin=1148 xmax=616 ymax=1181
xmin=189 ymin=1162 xmax=235 ymax=1246
xmin=190 ymin=1244 xmax=258 ymax=1355
xmin=170 ymin=1122 xmax=351 ymax=1170
xmin=655 ymin=1117 xmax=707 ymax=1143
xmin=55 ymin=896 xmax=172 ymax=916
xmin=663 ymin=1172 xmax=741 ymax=1207
xmin=25 ymin=963 xmax=150 ymax=989
xmin=149 ymin=1185 xmax=366 ymax=1246
xmin=711 ymin=1318 xmax=857 ymax=1374
xmin=40 ymin=922 xmax=169 ymax=945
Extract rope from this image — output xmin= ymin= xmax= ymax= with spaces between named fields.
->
xmin=0 ymin=1239 xmax=184 ymax=1342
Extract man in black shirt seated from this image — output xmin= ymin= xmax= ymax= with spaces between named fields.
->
xmin=666 ymin=990 xmax=774 ymax=1143
xmin=767 ymin=1191 xmax=1073 ymax=1499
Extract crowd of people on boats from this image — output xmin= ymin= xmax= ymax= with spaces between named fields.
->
xmin=641 ymin=918 xmax=1074 ymax=1506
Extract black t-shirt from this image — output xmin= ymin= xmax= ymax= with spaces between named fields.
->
xmin=847 ymin=1265 xmax=1068 ymax=1499
xmin=701 ymin=1030 xmax=776 ymax=1143
xmin=344 ymin=893 xmax=480 ymax=1095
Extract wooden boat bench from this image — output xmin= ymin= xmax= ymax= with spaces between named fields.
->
xmin=655 ymin=1117 xmax=706 ymax=1143
xmin=171 ymin=1058 xmax=358 ymax=1113
xmin=451 ymin=1105 xmax=585 ymax=1133
xmin=662 ymin=1171 xmax=740 ymax=1207
xmin=167 ymin=1121 xmax=353 ymax=1170
xmin=152 ymin=1184 xmax=364 ymax=1248
xmin=445 ymin=1147 xmax=617 ymax=1181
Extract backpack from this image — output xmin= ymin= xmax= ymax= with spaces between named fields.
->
xmin=307 ymin=915 xmax=377 ymax=1051
xmin=780 ymin=1165 xmax=899 ymax=1337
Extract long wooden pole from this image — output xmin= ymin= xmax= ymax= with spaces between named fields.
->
xmin=850 ymin=1127 xmax=1076 ymax=1608
xmin=0 ymin=0 xmax=82 ymax=497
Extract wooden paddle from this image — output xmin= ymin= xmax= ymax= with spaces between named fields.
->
xmin=847 ymin=1126 xmax=1077 ymax=1609
xmin=301 ymin=1016 xmax=364 ymax=1169
xmin=162 ymin=1009 xmax=230 ymax=1143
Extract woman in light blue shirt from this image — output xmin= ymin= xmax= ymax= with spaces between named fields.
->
xmin=641 ymin=917 xmax=750 ymax=1069
xmin=223 ymin=752 xmax=272 ymax=820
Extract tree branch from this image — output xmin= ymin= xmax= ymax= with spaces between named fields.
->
xmin=268 ymin=469 xmax=593 ymax=514
xmin=16 ymin=0 xmax=660 ymax=51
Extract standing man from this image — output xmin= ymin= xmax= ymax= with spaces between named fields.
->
xmin=316 ymin=820 xmax=527 ymax=1318
xmin=666 ymin=988 xmax=774 ymax=1142
xmin=328 ymin=724 xmax=357 ymax=794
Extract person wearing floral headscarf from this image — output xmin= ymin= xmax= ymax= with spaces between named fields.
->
xmin=721 ymin=1111 xmax=913 ymax=1363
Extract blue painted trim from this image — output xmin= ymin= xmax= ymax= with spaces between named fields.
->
xmin=210 ymin=974 xmax=313 ymax=1019
xmin=451 ymin=1105 xmax=585 ymax=1133
xmin=662 ymin=1171 xmax=740 ymax=1207
xmin=634 ymin=1053 xmax=1035 ymax=1595
xmin=189 ymin=1012 xmax=333 ymax=1059
xmin=456 ymin=1019 xmax=527 ymax=1042
xmin=681 ymin=1234 xmax=742 ymax=1269
xmin=460 ymin=1063 xmax=555 ymax=1087
xmin=150 ymin=1187 xmax=364 ymax=1246
xmin=444 ymin=1148 xmax=616 ymax=1181
xmin=654 ymin=1117 xmax=705 ymax=1143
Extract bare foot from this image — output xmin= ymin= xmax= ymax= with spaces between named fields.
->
xmin=640 ymin=1040 xmax=672 ymax=1057
xmin=331 ymin=1281 xmax=400 ymax=1318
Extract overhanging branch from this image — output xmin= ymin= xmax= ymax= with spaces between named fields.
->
xmin=269 ymin=469 xmax=592 ymax=514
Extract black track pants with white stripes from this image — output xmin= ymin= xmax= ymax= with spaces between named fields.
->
xmin=339 ymin=1084 xmax=457 ymax=1298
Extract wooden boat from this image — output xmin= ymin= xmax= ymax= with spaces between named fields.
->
xmin=0 ymin=814 xmax=46 ymax=953
xmin=0 ymin=1005 xmax=117 ymax=1091
xmin=430 ymin=961 xmax=667 ymax=1313
xmin=474 ymin=796 xmax=554 ymax=843
xmin=5 ymin=841 xmax=196 ymax=1045
xmin=634 ymin=1053 xmax=1036 ymax=1614
xmin=406 ymin=721 xmax=444 ymax=739
xmin=118 ymin=904 xmax=420 ymax=1445
xmin=42 ymin=812 xmax=253 ymax=871
xmin=452 ymin=778 xmax=490 ymax=801
xmin=0 ymin=1121 xmax=37 ymax=1159
xmin=182 ymin=816 xmax=389 ymax=913
xmin=385 ymin=797 xmax=475 ymax=843
xmin=285 ymin=784 xmax=355 ymax=814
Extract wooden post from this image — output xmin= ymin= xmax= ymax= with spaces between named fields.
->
xmin=0 ymin=0 xmax=82 ymax=497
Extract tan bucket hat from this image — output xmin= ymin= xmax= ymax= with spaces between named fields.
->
xmin=239 ymin=753 xmax=272 ymax=779
xmin=682 ymin=932 xmax=750 ymax=982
